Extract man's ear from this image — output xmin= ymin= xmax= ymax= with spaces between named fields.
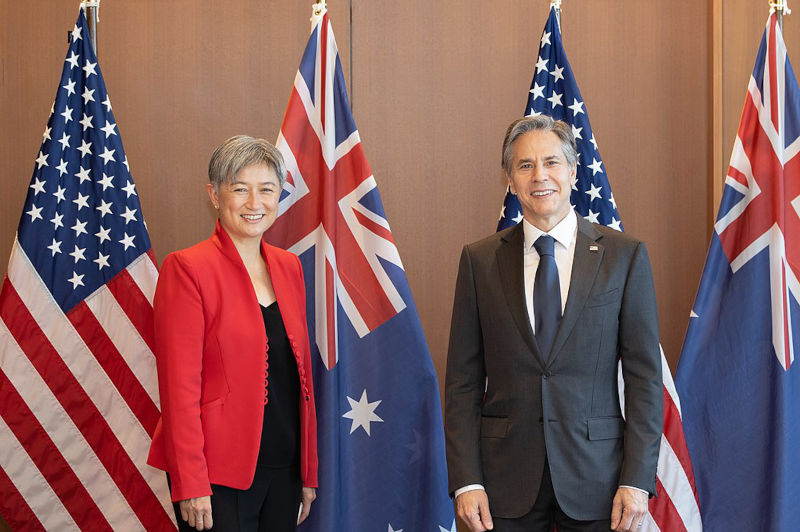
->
xmin=507 ymin=174 xmax=517 ymax=195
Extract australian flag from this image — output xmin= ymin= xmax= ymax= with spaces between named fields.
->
xmin=676 ymin=11 xmax=800 ymax=531
xmin=264 ymin=4 xmax=455 ymax=531
xmin=497 ymin=5 xmax=622 ymax=232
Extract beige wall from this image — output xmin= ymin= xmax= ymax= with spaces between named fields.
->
xmin=3 ymin=0 xmax=792 ymax=413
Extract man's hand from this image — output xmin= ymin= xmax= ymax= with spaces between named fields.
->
xmin=455 ymin=489 xmax=494 ymax=531
xmin=178 ymin=496 xmax=212 ymax=531
xmin=610 ymin=487 xmax=648 ymax=531
xmin=297 ymin=487 xmax=316 ymax=525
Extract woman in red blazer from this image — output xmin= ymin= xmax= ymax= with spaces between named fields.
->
xmin=147 ymin=136 xmax=318 ymax=531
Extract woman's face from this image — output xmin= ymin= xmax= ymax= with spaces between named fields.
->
xmin=207 ymin=163 xmax=281 ymax=246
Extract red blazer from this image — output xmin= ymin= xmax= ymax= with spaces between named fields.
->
xmin=147 ymin=221 xmax=318 ymax=502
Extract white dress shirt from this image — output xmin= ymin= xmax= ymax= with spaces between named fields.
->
xmin=455 ymin=209 xmax=645 ymax=499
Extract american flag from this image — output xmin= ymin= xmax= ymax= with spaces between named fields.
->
xmin=265 ymin=4 xmax=455 ymax=531
xmin=0 ymin=8 xmax=175 ymax=530
xmin=677 ymin=11 xmax=800 ymax=530
xmin=498 ymin=6 xmax=702 ymax=531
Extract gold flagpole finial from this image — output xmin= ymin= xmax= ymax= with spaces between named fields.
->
xmin=770 ymin=0 xmax=792 ymax=15
xmin=550 ymin=0 xmax=562 ymax=10
xmin=80 ymin=0 xmax=100 ymax=20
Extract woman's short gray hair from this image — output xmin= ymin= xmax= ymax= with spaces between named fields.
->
xmin=208 ymin=135 xmax=287 ymax=190
xmin=501 ymin=115 xmax=578 ymax=174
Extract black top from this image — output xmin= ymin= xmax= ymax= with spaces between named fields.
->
xmin=256 ymin=301 xmax=301 ymax=468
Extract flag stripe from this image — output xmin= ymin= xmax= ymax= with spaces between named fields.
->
xmin=7 ymin=242 xmax=154 ymax=460
xmin=106 ymin=266 xmax=156 ymax=353
xmin=650 ymin=477 xmax=687 ymax=532
xmin=0 ymin=279 xmax=173 ymax=530
xmin=0 ymin=420 xmax=50 ymax=532
xmin=67 ymin=300 xmax=160 ymax=435
xmin=5 ymin=243 xmax=175 ymax=527
xmin=0 ymin=367 xmax=112 ymax=530
xmin=84 ymin=281 xmax=160 ymax=406
xmin=0 ymin=283 xmax=133 ymax=528
xmin=127 ymin=251 xmax=159 ymax=304
xmin=353 ymin=209 xmax=394 ymax=242
xmin=660 ymin=388 xmax=698 ymax=496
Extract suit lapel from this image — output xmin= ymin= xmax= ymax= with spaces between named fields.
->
xmin=496 ymin=224 xmax=544 ymax=367
xmin=547 ymin=217 xmax=604 ymax=367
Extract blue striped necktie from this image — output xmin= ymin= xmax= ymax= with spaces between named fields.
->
xmin=533 ymin=235 xmax=561 ymax=362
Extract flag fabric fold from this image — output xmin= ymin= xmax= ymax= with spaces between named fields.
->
xmin=498 ymin=7 xmax=702 ymax=531
xmin=676 ymin=12 xmax=800 ymax=531
xmin=265 ymin=5 xmax=455 ymax=531
xmin=0 ymin=7 xmax=175 ymax=531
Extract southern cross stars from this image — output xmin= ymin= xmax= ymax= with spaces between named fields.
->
xmin=342 ymin=389 xmax=383 ymax=436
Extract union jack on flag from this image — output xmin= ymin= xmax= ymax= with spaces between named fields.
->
xmin=500 ymin=6 xmax=702 ymax=531
xmin=0 ymin=7 xmax=175 ymax=530
xmin=268 ymin=6 xmax=405 ymax=372
xmin=265 ymin=4 xmax=454 ymax=530
xmin=677 ymin=11 xmax=800 ymax=530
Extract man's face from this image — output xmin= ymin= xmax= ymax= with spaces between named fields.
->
xmin=507 ymin=129 xmax=576 ymax=231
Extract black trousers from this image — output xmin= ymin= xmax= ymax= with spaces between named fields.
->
xmin=171 ymin=465 xmax=302 ymax=532
xmin=493 ymin=460 xmax=612 ymax=532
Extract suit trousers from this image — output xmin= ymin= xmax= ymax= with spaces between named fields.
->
xmin=493 ymin=459 xmax=612 ymax=532
xmin=170 ymin=465 xmax=302 ymax=532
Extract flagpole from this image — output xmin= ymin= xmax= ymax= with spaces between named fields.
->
xmin=771 ymin=0 xmax=791 ymax=31
xmin=550 ymin=0 xmax=562 ymax=28
xmin=83 ymin=0 xmax=99 ymax=54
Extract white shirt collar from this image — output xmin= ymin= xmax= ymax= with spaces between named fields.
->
xmin=522 ymin=208 xmax=577 ymax=252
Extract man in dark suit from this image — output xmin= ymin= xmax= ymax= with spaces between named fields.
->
xmin=445 ymin=116 xmax=662 ymax=532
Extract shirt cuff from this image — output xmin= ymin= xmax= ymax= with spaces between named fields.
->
xmin=454 ymin=484 xmax=485 ymax=498
xmin=619 ymin=485 xmax=648 ymax=495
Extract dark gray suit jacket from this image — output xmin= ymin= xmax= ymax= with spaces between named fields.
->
xmin=444 ymin=217 xmax=662 ymax=520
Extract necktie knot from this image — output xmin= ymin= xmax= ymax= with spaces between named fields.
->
xmin=534 ymin=235 xmax=555 ymax=257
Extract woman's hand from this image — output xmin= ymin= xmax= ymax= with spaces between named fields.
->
xmin=178 ymin=496 xmax=213 ymax=531
xmin=297 ymin=487 xmax=316 ymax=525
